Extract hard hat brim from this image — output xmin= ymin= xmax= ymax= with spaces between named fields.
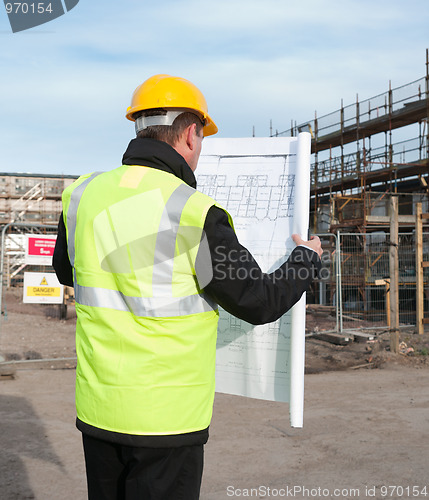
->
xmin=203 ymin=115 xmax=218 ymax=137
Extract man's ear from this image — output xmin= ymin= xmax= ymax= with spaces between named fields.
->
xmin=185 ymin=123 xmax=198 ymax=151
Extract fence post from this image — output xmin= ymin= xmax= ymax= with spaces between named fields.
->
xmin=416 ymin=203 xmax=424 ymax=334
xmin=337 ymin=230 xmax=343 ymax=333
xmin=389 ymin=196 xmax=399 ymax=353
xmin=314 ymin=232 xmax=340 ymax=333
xmin=334 ymin=232 xmax=339 ymax=333
xmin=385 ymin=278 xmax=391 ymax=327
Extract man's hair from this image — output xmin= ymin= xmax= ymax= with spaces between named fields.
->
xmin=135 ymin=109 xmax=204 ymax=147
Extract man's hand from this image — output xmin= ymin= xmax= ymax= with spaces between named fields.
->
xmin=292 ymin=234 xmax=323 ymax=258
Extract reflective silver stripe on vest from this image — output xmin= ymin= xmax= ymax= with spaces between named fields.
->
xmin=74 ymin=282 xmax=216 ymax=317
xmin=68 ymin=172 xmax=217 ymax=317
xmin=67 ymin=172 xmax=103 ymax=266
xmin=152 ymin=183 xmax=194 ymax=297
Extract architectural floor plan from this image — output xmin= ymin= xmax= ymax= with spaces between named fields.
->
xmin=197 ymin=135 xmax=311 ymax=427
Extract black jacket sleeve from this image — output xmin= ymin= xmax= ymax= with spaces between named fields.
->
xmin=200 ymin=206 xmax=321 ymax=325
xmin=52 ymin=212 xmax=73 ymax=286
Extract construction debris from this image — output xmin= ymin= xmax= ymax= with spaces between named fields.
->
xmin=399 ymin=341 xmax=415 ymax=355
xmin=0 ymin=363 xmax=16 ymax=380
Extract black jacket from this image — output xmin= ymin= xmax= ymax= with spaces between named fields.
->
xmin=53 ymin=137 xmax=321 ymax=447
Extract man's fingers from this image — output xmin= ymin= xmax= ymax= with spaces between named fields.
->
xmin=291 ymin=233 xmax=303 ymax=245
xmin=291 ymin=234 xmax=323 ymax=258
xmin=310 ymin=235 xmax=321 ymax=244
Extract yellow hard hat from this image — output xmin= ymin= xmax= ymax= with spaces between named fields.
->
xmin=126 ymin=74 xmax=218 ymax=136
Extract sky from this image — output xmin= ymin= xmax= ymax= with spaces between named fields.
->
xmin=0 ymin=0 xmax=428 ymax=176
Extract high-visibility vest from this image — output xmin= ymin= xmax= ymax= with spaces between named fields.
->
xmin=62 ymin=164 xmax=221 ymax=436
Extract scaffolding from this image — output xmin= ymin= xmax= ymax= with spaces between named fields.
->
xmin=0 ymin=173 xmax=77 ymax=225
xmin=0 ymin=173 xmax=77 ymax=287
xmin=276 ymin=51 xmax=429 ymax=328
xmin=275 ymin=50 xmax=429 ymax=232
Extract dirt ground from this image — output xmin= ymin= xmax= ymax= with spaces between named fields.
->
xmin=1 ymin=289 xmax=429 ymax=499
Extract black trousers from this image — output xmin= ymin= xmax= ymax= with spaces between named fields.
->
xmin=82 ymin=434 xmax=204 ymax=500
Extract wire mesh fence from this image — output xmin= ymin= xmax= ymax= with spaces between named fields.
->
xmin=309 ymin=230 xmax=429 ymax=333
xmin=423 ymin=230 xmax=429 ymax=326
xmin=0 ymin=223 xmax=68 ymax=321
xmin=307 ymin=233 xmax=339 ymax=332
xmin=339 ymin=232 xmax=416 ymax=329
xmin=1 ymin=223 xmax=58 ymax=287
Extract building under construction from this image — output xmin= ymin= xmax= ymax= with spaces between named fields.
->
xmin=275 ymin=51 xmax=429 ymax=330
xmin=0 ymin=173 xmax=77 ymax=225
xmin=0 ymin=173 xmax=77 ymax=287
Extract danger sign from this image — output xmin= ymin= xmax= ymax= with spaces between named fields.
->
xmin=25 ymin=234 xmax=57 ymax=265
xmin=23 ymin=272 xmax=64 ymax=304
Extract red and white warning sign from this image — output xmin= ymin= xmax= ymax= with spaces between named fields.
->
xmin=25 ymin=234 xmax=57 ymax=265
xmin=23 ymin=272 xmax=64 ymax=304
